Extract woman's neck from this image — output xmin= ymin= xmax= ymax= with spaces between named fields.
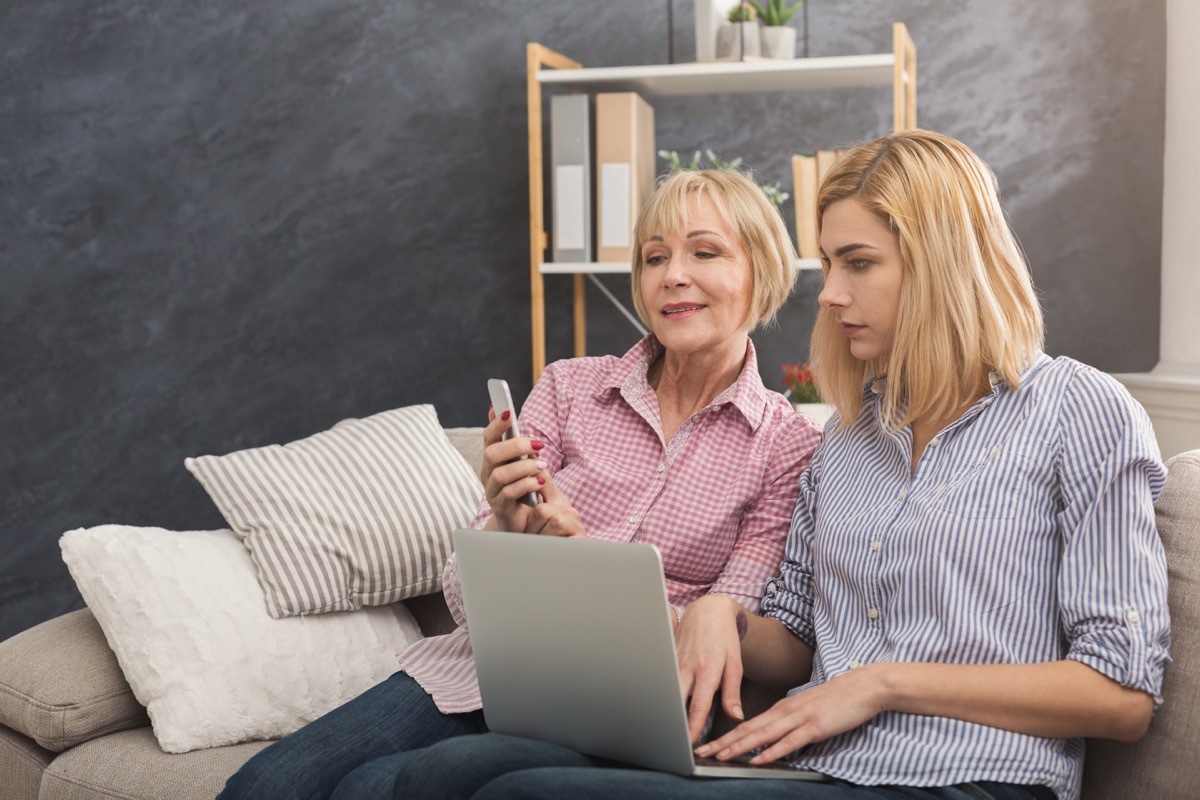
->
xmin=648 ymin=340 xmax=748 ymax=439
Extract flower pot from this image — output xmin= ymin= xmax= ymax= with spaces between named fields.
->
xmin=792 ymin=402 xmax=835 ymax=426
xmin=760 ymin=25 xmax=797 ymax=59
xmin=716 ymin=21 xmax=761 ymax=60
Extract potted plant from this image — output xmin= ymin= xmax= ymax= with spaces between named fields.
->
xmin=781 ymin=361 xmax=835 ymax=424
xmin=716 ymin=2 xmax=761 ymax=60
xmin=658 ymin=148 xmax=790 ymax=213
xmin=750 ymin=0 xmax=802 ymax=59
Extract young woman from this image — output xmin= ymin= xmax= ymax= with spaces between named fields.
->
xmin=217 ymin=169 xmax=823 ymax=799
xmin=387 ymin=130 xmax=1170 ymax=800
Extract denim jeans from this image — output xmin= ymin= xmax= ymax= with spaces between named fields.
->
xmin=391 ymin=732 xmax=1048 ymax=800
xmin=216 ymin=671 xmax=487 ymax=800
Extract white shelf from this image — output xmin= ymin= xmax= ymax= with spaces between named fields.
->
xmin=540 ymin=262 xmax=632 ymax=274
xmin=540 ymin=258 xmax=822 ymax=274
xmin=535 ymin=54 xmax=896 ymax=97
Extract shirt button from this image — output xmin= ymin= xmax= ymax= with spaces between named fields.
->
xmin=1127 ymin=610 xmax=1142 ymax=625
xmin=928 ymin=437 xmax=940 ymax=447
xmin=867 ymin=607 xmax=879 ymax=620
xmin=657 ymin=462 xmax=666 ymax=473
xmin=848 ymin=660 xmax=861 ymax=669
xmin=628 ymin=515 xmax=638 ymax=525
xmin=897 ymin=488 xmax=908 ymax=501
xmin=870 ymin=540 xmax=881 ymax=552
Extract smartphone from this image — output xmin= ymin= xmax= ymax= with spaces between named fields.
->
xmin=487 ymin=379 xmax=538 ymax=507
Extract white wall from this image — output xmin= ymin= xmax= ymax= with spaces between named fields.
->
xmin=1116 ymin=0 xmax=1200 ymax=459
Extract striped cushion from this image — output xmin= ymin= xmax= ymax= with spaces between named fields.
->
xmin=185 ymin=404 xmax=483 ymax=619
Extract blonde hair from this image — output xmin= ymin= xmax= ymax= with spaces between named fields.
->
xmin=812 ymin=130 xmax=1044 ymax=426
xmin=631 ymin=169 xmax=798 ymax=331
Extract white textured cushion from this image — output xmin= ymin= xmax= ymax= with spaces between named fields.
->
xmin=184 ymin=404 xmax=483 ymax=619
xmin=60 ymin=525 xmax=422 ymax=754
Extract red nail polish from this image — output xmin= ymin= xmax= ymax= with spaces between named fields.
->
xmin=501 ymin=410 xmax=511 ymax=421
xmin=537 ymin=477 xmax=546 ymax=485
xmin=531 ymin=440 xmax=545 ymax=450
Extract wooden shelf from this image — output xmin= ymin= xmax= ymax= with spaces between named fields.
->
xmin=535 ymin=54 xmax=898 ymax=97
xmin=539 ymin=258 xmax=823 ymax=275
xmin=525 ymin=24 xmax=916 ymax=381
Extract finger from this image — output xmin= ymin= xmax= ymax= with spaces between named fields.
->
xmin=687 ymin=691 xmax=714 ymax=745
xmin=749 ymin=725 xmax=815 ymax=765
xmin=497 ymin=475 xmax=545 ymax=507
xmin=695 ymin=708 xmax=775 ymax=758
xmin=482 ymin=408 xmax=511 ymax=447
xmin=720 ymin=656 xmax=745 ymax=724
xmin=686 ymin=669 xmax=723 ymax=744
xmin=536 ymin=472 xmax=566 ymax=502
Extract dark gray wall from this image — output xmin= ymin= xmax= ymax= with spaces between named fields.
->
xmin=0 ymin=0 xmax=1165 ymax=639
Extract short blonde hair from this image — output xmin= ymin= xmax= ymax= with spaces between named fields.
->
xmin=812 ymin=130 xmax=1044 ymax=426
xmin=631 ymin=170 xmax=798 ymax=331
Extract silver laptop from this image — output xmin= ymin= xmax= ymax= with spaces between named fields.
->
xmin=453 ymin=528 xmax=825 ymax=781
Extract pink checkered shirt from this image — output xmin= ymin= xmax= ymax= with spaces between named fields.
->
xmin=397 ymin=335 xmax=822 ymax=713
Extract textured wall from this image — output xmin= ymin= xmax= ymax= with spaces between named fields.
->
xmin=0 ymin=0 xmax=1165 ymax=639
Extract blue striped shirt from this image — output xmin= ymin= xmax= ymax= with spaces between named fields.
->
xmin=761 ymin=353 xmax=1170 ymax=800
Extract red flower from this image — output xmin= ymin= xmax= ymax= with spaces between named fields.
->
xmin=781 ymin=362 xmax=821 ymax=403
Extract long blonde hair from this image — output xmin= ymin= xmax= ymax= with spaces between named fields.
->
xmin=631 ymin=170 xmax=797 ymax=331
xmin=812 ymin=130 xmax=1044 ymax=426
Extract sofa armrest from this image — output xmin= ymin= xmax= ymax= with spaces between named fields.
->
xmin=0 ymin=608 xmax=148 ymax=752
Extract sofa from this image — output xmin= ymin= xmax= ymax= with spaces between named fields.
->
xmin=1 ymin=422 xmax=1197 ymax=800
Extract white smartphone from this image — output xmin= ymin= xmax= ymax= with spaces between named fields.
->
xmin=487 ymin=379 xmax=538 ymax=507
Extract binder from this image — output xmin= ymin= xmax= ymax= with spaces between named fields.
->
xmin=792 ymin=153 xmax=819 ymax=259
xmin=550 ymin=94 xmax=592 ymax=263
xmin=595 ymin=92 xmax=656 ymax=265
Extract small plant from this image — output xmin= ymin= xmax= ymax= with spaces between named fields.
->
xmin=727 ymin=2 xmax=758 ymax=23
xmin=658 ymin=148 xmax=790 ymax=211
xmin=782 ymin=361 xmax=821 ymax=403
xmin=749 ymin=0 xmax=803 ymax=27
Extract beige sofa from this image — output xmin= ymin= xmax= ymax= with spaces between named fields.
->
xmin=1 ymin=428 xmax=1197 ymax=800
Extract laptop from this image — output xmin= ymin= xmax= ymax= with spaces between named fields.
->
xmin=452 ymin=528 xmax=826 ymax=781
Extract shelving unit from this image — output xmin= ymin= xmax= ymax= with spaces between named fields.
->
xmin=525 ymin=22 xmax=917 ymax=381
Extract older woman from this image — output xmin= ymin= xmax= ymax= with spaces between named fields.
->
xmin=218 ymin=169 xmax=823 ymax=799
xmin=391 ymin=131 xmax=1170 ymax=800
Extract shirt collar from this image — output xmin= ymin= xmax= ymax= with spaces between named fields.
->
xmin=598 ymin=334 xmax=773 ymax=432
xmin=864 ymin=351 xmax=1054 ymax=404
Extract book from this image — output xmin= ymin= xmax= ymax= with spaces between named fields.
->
xmin=595 ymin=92 xmax=656 ymax=265
xmin=815 ymin=148 xmax=842 ymax=190
xmin=791 ymin=153 xmax=819 ymax=259
xmin=550 ymin=94 xmax=592 ymax=263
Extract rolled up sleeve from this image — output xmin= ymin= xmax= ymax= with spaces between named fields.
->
xmin=1055 ymin=368 xmax=1171 ymax=702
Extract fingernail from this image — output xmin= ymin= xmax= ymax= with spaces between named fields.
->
xmin=530 ymin=440 xmax=545 ymax=450
xmin=536 ymin=460 xmax=548 ymax=469
xmin=695 ymin=744 xmax=712 ymax=755
xmin=500 ymin=410 xmax=511 ymax=421
xmin=732 ymin=705 xmax=744 ymax=720
xmin=537 ymin=477 xmax=546 ymax=485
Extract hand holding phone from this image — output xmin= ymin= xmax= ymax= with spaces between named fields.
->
xmin=487 ymin=379 xmax=539 ymax=507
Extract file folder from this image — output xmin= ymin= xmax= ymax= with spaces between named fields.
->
xmin=551 ymin=94 xmax=592 ymax=263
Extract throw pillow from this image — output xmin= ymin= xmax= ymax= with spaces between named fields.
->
xmin=60 ymin=525 xmax=423 ymax=754
xmin=184 ymin=404 xmax=483 ymax=619
xmin=0 ymin=608 xmax=148 ymax=752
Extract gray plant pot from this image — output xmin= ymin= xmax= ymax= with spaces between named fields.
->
xmin=716 ymin=21 xmax=762 ymax=59
xmin=761 ymin=25 xmax=797 ymax=59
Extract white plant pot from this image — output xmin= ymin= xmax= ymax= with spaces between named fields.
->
xmin=760 ymin=25 xmax=797 ymax=59
xmin=792 ymin=402 xmax=836 ymax=426
xmin=694 ymin=0 xmax=743 ymax=62
xmin=716 ymin=21 xmax=762 ymax=60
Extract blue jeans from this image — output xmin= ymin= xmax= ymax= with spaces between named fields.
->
xmin=390 ymin=732 xmax=1048 ymax=800
xmin=217 ymin=671 xmax=487 ymax=800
